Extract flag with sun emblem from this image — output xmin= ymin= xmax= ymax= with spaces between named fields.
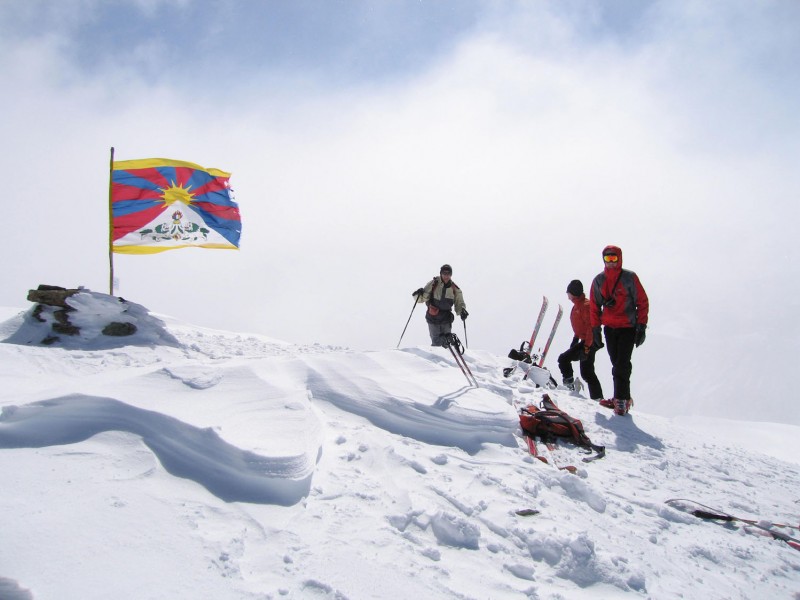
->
xmin=111 ymin=158 xmax=241 ymax=254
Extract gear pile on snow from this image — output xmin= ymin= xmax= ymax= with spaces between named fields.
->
xmin=519 ymin=394 xmax=605 ymax=461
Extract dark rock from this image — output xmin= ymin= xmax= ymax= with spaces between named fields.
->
xmin=32 ymin=305 xmax=46 ymax=323
xmin=102 ymin=322 xmax=137 ymax=337
xmin=27 ymin=286 xmax=80 ymax=308
xmin=52 ymin=322 xmax=80 ymax=336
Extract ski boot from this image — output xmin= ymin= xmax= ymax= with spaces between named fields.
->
xmin=614 ymin=398 xmax=633 ymax=416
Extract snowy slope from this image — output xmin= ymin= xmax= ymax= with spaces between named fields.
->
xmin=0 ymin=293 xmax=798 ymax=600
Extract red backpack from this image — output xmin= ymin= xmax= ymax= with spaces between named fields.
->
xmin=519 ymin=395 xmax=605 ymax=457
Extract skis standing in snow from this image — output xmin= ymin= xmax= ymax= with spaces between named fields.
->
xmin=536 ymin=304 xmax=563 ymax=368
xmin=556 ymin=280 xmax=603 ymax=400
xmin=503 ymin=297 xmax=548 ymax=378
xmin=589 ymin=246 xmax=649 ymax=416
xmin=413 ymin=264 xmax=468 ymax=347
xmin=443 ymin=332 xmax=478 ymax=388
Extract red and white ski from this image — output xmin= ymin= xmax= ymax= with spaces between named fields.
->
xmin=537 ymin=304 xmax=563 ymax=367
xmin=527 ymin=296 xmax=549 ymax=353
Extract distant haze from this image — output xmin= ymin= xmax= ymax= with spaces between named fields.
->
xmin=1 ymin=1 xmax=797 ymax=424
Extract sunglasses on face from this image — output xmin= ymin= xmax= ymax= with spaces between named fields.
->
xmin=603 ymin=255 xmax=619 ymax=263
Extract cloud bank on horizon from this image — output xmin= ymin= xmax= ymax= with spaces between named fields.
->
xmin=0 ymin=1 xmax=798 ymax=423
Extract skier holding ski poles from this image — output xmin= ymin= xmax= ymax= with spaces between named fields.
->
xmin=589 ymin=245 xmax=649 ymax=416
xmin=557 ymin=279 xmax=604 ymax=400
xmin=412 ymin=264 xmax=468 ymax=347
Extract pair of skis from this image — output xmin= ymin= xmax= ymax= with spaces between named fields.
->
xmin=532 ymin=297 xmax=563 ymax=370
xmin=666 ymin=498 xmax=800 ymax=551
xmin=523 ymin=433 xmax=604 ymax=473
xmin=444 ymin=333 xmax=478 ymax=388
xmin=504 ymin=296 xmax=563 ymax=379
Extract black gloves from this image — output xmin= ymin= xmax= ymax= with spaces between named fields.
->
xmin=461 ymin=309 xmax=469 ymax=321
xmin=634 ymin=323 xmax=647 ymax=347
xmin=591 ymin=327 xmax=604 ymax=350
xmin=412 ymin=288 xmax=424 ymax=297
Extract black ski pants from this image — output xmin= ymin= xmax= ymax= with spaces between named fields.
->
xmin=604 ymin=326 xmax=636 ymax=400
xmin=557 ymin=343 xmax=604 ymax=400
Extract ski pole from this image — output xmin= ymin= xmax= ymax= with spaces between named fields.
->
xmin=397 ymin=296 xmax=420 ymax=348
xmin=463 ymin=319 xmax=469 ymax=349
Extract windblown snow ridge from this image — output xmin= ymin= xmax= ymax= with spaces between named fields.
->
xmin=302 ymin=352 xmax=518 ymax=454
xmin=0 ymin=395 xmax=313 ymax=505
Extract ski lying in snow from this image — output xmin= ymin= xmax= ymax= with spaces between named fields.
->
xmin=542 ymin=441 xmax=578 ymax=473
xmin=522 ymin=433 xmax=577 ymax=474
xmin=545 ymin=437 xmax=603 ymax=467
xmin=515 ymin=508 xmax=540 ymax=517
xmin=443 ymin=333 xmax=478 ymax=388
xmin=665 ymin=498 xmax=800 ymax=551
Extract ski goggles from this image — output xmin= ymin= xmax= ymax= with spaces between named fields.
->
xmin=603 ymin=255 xmax=619 ymax=263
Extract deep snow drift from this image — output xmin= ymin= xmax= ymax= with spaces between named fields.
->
xmin=0 ymin=292 xmax=798 ymax=600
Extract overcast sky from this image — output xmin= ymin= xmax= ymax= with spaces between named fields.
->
xmin=1 ymin=1 xmax=798 ymax=423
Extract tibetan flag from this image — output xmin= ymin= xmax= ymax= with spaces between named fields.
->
xmin=111 ymin=158 xmax=241 ymax=254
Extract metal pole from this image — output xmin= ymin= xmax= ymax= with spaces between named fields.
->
xmin=397 ymin=296 xmax=420 ymax=348
xmin=108 ymin=146 xmax=115 ymax=295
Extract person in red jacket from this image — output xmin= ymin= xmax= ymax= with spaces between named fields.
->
xmin=557 ymin=280 xmax=604 ymax=399
xmin=589 ymin=245 xmax=649 ymax=415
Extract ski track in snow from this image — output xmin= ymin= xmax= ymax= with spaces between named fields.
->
xmin=1 ymin=296 xmax=800 ymax=599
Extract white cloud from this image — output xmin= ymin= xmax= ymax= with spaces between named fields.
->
xmin=0 ymin=2 xmax=798 ymax=423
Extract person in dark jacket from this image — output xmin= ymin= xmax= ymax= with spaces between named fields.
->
xmin=589 ymin=245 xmax=649 ymax=415
xmin=412 ymin=264 xmax=468 ymax=347
xmin=557 ymin=279 xmax=604 ymax=400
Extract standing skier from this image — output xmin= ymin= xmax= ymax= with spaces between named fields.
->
xmin=589 ymin=246 xmax=649 ymax=415
xmin=412 ymin=264 xmax=468 ymax=347
xmin=557 ymin=280 xmax=604 ymax=400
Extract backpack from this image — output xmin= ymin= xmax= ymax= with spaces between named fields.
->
xmin=519 ymin=394 xmax=605 ymax=457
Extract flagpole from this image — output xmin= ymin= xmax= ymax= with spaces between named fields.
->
xmin=108 ymin=146 xmax=115 ymax=295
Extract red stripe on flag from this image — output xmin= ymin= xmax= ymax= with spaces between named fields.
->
xmin=112 ymin=206 xmax=166 ymax=241
xmin=112 ymin=182 xmax=164 ymax=202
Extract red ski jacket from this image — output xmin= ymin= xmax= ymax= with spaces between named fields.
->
xmin=589 ymin=245 xmax=649 ymax=329
xmin=570 ymin=295 xmax=593 ymax=350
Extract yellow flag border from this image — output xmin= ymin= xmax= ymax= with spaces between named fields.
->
xmin=112 ymin=157 xmax=231 ymax=179
xmin=112 ymin=243 xmax=239 ymax=255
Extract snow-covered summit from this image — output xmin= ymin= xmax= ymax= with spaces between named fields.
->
xmin=0 ymin=299 xmax=798 ymax=599
xmin=1 ymin=289 xmax=180 ymax=349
